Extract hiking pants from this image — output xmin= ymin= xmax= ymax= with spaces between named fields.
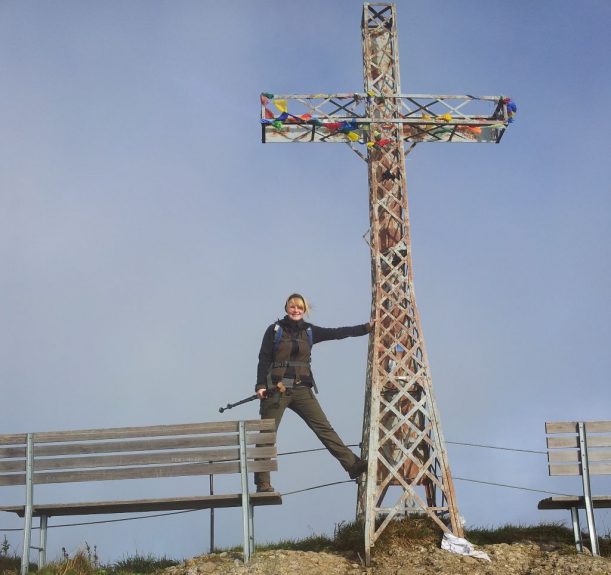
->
xmin=254 ymin=386 xmax=359 ymax=486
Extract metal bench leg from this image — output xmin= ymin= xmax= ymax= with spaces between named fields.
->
xmin=21 ymin=433 xmax=34 ymax=575
xmin=579 ymin=422 xmax=599 ymax=556
xmin=249 ymin=504 xmax=255 ymax=557
xmin=239 ymin=422 xmax=251 ymax=562
xmin=570 ymin=507 xmax=583 ymax=552
xmin=241 ymin=500 xmax=251 ymax=562
xmin=38 ymin=515 xmax=48 ymax=569
xmin=209 ymin=474 xmax=215 ymax=553
xmin=21 ymin=513 xmax=32 ymax=575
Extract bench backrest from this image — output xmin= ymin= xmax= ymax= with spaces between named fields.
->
xmin=546 ymin=421 xmax=611 ymax=477
xmin=0 ymin=420 xmax=276 ymax=487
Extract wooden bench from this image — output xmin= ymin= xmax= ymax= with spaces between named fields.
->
xmin=537 ymin=421 xmax=611 ymax=555
xmin=0 ymin=419 xmax=281 ymax=574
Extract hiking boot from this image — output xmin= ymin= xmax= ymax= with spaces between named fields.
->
xmin=256 ymin=482 xmax=275 ymax=493
xmin=348 ymin=458 xmax=368 ymax=479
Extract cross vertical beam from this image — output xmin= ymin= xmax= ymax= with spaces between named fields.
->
xmin=357 ymin=5 xmax=461 ymax=561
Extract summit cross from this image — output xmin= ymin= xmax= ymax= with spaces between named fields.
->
xmin=260 ymin=2 xmax=514 ymax=564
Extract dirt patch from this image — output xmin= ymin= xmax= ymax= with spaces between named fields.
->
xmin=163 ymin=543 xmax=611 ymax=575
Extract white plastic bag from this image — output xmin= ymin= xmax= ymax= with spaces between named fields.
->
xmin=441 ymin=532 xmax=491 ymax=561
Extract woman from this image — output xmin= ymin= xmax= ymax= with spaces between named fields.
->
xmin=254 ymin=293 xmax=370 ymax=492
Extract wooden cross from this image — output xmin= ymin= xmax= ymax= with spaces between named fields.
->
xmin=260 ymin=2 xmax=513 ymax=563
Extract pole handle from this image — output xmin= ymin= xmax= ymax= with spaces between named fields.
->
xmin=218 ymin=394 xmax=259 ymax=414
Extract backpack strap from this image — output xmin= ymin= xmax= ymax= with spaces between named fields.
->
xmin=306 ymin=325 xmax=313 ymax=347
xmin=273 ymin=323 xmax=313 ymax=352
xmin=272 ymin=323 xmax=283 ymax=353
xmin=266 ymin=324 xmax=283 ymax=389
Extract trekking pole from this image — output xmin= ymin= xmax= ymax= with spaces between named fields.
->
xmin=218 ymin=393 xmax=259 ymax=413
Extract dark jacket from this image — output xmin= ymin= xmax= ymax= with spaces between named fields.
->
xmin=255 ymin=316 xmax=369 ymax=391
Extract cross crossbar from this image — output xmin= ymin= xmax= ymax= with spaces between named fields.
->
xmin=261 ymin=93 xmax=512 ymax=145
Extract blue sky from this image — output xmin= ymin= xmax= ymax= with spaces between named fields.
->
xmin=1 ymin=0 xmax=610 ymax=563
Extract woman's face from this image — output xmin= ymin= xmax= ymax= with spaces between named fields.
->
xmin=286 ymin=299 xmax=305 ymax=321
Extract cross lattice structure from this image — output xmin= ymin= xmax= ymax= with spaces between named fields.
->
xmin=260 ymin=2 xmax=514 ymax=563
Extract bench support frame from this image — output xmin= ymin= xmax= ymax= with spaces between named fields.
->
xmin=570 ymin=506 xmax=583 ymax=552
xmin=21 ymin=433 xmax=33 ymax=575
xmin=239 ymin=421 xmax=255 ymax=562
xmin=578 ymin=422 xmax=599 ymax=555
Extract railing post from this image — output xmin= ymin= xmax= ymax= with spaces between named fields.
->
xmin=578 ymin=422 xmax=599 ymax=555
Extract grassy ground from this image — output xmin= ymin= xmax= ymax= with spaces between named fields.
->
xmin=0 ymin=544 xmax=179 ymax=575
xmin=1 ymin=520 xmax=609 ymax=574
xmin=0 ymin=553 xmax=179 ymax=575
xmin=466 ymin=522 xmax=611 ymax=556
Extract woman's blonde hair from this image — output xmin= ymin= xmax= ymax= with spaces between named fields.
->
xmin=284 ymin=293 xmax=310 ymax=315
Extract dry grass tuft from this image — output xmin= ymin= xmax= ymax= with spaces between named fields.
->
xmin=372 ymin=514 xmax=443 ymax=555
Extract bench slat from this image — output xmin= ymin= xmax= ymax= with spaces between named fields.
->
xmin=27 ymin=432 xmax=276 ymax=458
xmin=545 ymin=421 xmax=611 ymax=434
xmin=538 ymin=496 xmax=611 ymax=510
xmin=32 ymin=420 xmax=275 ymax=443
xmin=0 ymin=461 xmax=24 ymax=473
xmin=0 ymin=492 xmax=282 ymax=518
xmin=0 ymin=446 xmax=26 ymax=459
xmin=1 ymin=459 xmax=279 ymax=487
xmin=0 ymin=474 xmax=24 ymax=486
xmin=547 ymin=436 xmax=611 ymax=449
xmin=549 ymin=462 xmax=611 ymax=476
xmin=30 ymin=459 xmax=277 ymax=485
xmin=37 ymin=446 xmax=276 ymax=471
xmin=0 ymin=434 xmax=27 ymax=447
xmin=0 ymin=446 xmax=277 ymax=474
xmin=548 ymin=448 xmax=611 ymax=464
